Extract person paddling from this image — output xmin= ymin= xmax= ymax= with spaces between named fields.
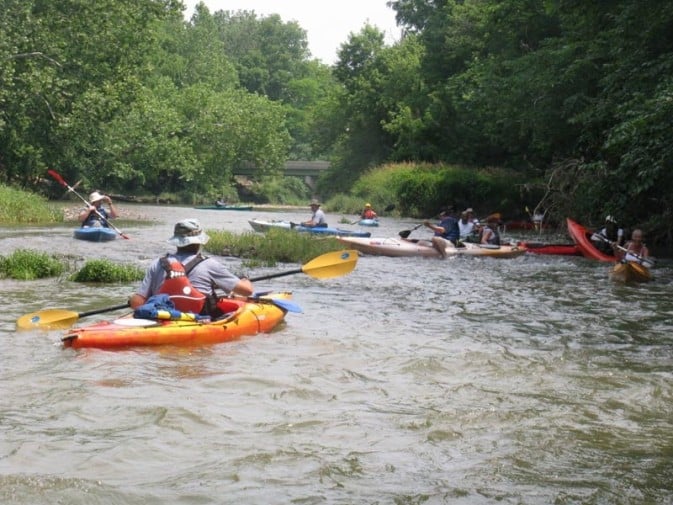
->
xmin=301 ymin=199 xmax=328 ymax=228
xmin=616 ymin=229 xmax=650 ymax=263
xmin=480 ymin=214 xmax=501 ymax=246
xmin=79 ymin=191 xmax=118 ymax=228
xmin=423 ymin=206 xmax=460 ymax=258
xmin=592 ymin=215 xmax=624 ymax=256
xmin=360 ymin=203 xmax=378 ymax=220
xmin=129 ymin=219 xmax=253 ymax=319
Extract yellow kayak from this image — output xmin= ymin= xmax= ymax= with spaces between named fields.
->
xmin=609 ymin=261 xmax=652 ymax=283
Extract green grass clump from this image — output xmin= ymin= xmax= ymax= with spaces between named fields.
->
xmin=70 ymin=259 xmax=144 ymax=283
xmin=0 ymin=249 xmax=66 ymax=280
xmin=206 ymin=228 xmax=342 ymax=267
xmin=0 ymin=184 xmax=64 ymax=224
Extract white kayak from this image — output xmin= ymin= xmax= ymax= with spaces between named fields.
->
xmin=336 ymin=236 xmax=527 ymax=258
xmin=249 ymin=219 xmax=371 ymax=238
xmin=248 ymin=218 xmax=292 ymax=232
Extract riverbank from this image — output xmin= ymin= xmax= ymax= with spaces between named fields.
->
xmin=61 ymin=202 xmax=306 ymax=222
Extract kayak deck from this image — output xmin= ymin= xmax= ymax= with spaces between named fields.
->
xmin=336 ymin=236 xmax=526 ymax=258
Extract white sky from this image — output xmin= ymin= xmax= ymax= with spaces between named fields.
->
xmin=182 ymin=0 xmax=401 ymax=65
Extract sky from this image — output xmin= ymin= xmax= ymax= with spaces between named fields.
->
xmin=182 ymin=0 xmax=401 ymax=65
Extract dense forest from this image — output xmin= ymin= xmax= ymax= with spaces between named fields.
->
xmin=1 ymin=0 xmax=672 ymax=244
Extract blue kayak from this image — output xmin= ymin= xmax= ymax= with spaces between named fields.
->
xmin=294 ymin=225 xmax=371 ymax=238
xmin=357 ymin=218 xmax=379 ymax=227
xmin=73 ymin=227 xmax=118 ymax=242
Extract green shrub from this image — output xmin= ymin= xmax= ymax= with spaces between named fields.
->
xmin=70 ymin=259 xmax=144 ymax=283
xmin=0 ymin=185 xmax=63 ymax=224
xmin=0 ymin=249 xmax=65 ymax=280
xmin=206 ymin=228 xmax=342 ymax=267
xmin=353 ymin=163 xmax=531 ymax=219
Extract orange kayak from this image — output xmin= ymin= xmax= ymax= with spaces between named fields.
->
xmin=62 ymin=293 xmax=291 ymax=349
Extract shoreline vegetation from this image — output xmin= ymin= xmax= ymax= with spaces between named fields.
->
xmin=0 ymin=229 xmax=340 ymax=282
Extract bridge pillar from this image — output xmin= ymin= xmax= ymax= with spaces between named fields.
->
xmin=304 ymin=175 xmax=316 ymax=191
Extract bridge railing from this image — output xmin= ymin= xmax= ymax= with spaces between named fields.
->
xmin=232 ymin=160 xmax=330 ymax=177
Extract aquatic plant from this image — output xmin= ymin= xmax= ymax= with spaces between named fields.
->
xmin=0 ymin=249 xmax=65 ymax=280
xmin=70 ymin=259 xmax=144 ymax=283
xmin=206 ymin=228 xmax=342 ymax=267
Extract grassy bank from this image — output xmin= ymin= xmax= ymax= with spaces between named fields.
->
xmin=0 ymin=184 xmax=64 ymax=224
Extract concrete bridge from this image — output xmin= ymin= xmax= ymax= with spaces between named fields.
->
xmin=232 ymin=160 xmax=330 ymax=190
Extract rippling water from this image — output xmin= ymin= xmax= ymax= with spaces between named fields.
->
xmin=1 ymin=205 xmax=672 ymax=504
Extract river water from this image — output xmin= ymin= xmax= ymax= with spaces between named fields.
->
xmin=1 ymin=205 xmax=672 ymax=504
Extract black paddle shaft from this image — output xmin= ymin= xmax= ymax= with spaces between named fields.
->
xmin=250 ymin=269 xmax=302 ymax=282
xmin=399 ymin=223 xmax=424 ymax=238
xmin=78 ymin=303 xmax=130 ymax=318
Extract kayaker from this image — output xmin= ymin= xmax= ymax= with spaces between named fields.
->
xmin=360 ymin=203 xmax=378 ymax=220
xmin=424 ymin=206 xmax=460 ymax=258
xmin=128 ymin=219 xmax=253 ymax=318
xmin=480 ymin=214 xmax=501 ymax=246
xmin=302 ymin=199 xmax=328 ymax=228
xmin=78 ymin=191 xmax=118 ymax=227
xmin=458 ymin=208 xmax=478 ymax=241
xmin=593 ymin=215 xmax=625 ymax=255
xmin=617 ymin=229 xmax=650 ymax=263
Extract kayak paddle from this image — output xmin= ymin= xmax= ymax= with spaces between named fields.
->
xmin=16 ymin=303 xmax=130 ymax=330
xmin=47 ymin=169 xmax=130 ymax=240
xmin=16 ymin=250 xmax=358 ymax=330
xmin=590 ymin=233 xmax=655 ymax=267
xmin=399 ymin=223 xmax=424 ymax=239
xmin=249 ymin=249 xmax=359 ymax=281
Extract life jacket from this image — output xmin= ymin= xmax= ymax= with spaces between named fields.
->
xmin=482 ymin=225 xmax=501 ymax=245
xmin=82 ymin=207 xmax=109 ymax=228
xmin=157 ymin=254 xmax=209 ymax=314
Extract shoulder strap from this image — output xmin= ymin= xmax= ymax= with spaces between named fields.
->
xmin=183 ymin=253 xmax=208 ymax=275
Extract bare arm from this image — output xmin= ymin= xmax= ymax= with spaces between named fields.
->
xmin=104 ymin=196 xmax=118 ymax=218
xmin=232 ymin=278 xmax=254 ymax=297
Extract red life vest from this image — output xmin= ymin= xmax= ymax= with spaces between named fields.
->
xmin=157 ymin=255 xmax=208 ymax=313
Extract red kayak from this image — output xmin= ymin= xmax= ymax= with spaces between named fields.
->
xmin=517 ymin=241 xmax=581 ymax=256
xmin=566 ymin=218 xmax=617 ymax=262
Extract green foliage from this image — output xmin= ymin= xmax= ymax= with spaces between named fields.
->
xmin=205 ymin=228 xmax=341 ymax=267
xmin=249 ymin=176 xmax=312 ymax=205
xmin=0 ymin=249 xmax=65 ymax=280
xmin=70 ymin=259 xmax=144 ymax=283
xmin=0 ymin=185 xmax=63 ymax=224
xmin=344 ymin=162 xmax=528 ymax=218
xmin=4 ymin=0 xmax=673 ymax=245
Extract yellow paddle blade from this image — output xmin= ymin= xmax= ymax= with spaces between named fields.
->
xmin=16 ymin=309 xmax=80 ymax=330
xmin=16 ymin=303 xmax=130 ymax=331
xmin=301 ymin=249 xmax=359 ymax=279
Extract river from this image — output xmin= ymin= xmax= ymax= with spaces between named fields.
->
xmin=1 ymin=204 xmax=672 ymax=504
